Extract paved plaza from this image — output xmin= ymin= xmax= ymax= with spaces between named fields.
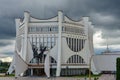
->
xmin=0 ymin=74 xmax=116 ymax=80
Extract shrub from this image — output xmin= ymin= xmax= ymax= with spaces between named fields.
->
xmin=116 ymin=58 xmax=120 ymax=80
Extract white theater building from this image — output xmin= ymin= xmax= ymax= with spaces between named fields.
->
xmin=8 ymin=11 xmax=120 ymax=77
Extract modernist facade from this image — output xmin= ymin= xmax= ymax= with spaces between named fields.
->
xmin=9 ymin=11 xmax=118 ymax=77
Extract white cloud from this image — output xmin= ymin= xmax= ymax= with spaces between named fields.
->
xmin=93 ymin=30 xmax=106 ymax=48
xmin=93 ymin=30 xmax=120 ymax=52
xmin=0 ymin=40 xmax=15 ymax=56
xmin=0 ymin=57 xmax=12 ymax=62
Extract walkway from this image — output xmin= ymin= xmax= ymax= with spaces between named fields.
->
xmin=0 ymin=74 xmax=116 ymax=80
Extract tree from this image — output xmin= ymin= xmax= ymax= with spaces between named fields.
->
xmin=116 ymin=58 xmax=120 ymax=80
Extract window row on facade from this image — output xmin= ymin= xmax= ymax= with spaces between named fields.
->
xmin=61 ymin=69 xmax=86 ymax=76
xmin=28 ymin=26 xmax=85 ymax=35
xmin=62 ymin=26 xmax=85 ymax=35
xmin=29 ymin=36 xmax=56 ymax=50
xmin=67 ymin=55 xmax=85 ymax=64
xmin=31 ymin=56 xmax=57 ymax=63
xmin=66 ymin=37 xmax=85 ymax=52
xmin=28 ymin=26 xmax=58 ymax=33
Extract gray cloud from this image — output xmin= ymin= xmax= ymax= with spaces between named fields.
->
xmin=0 ymin=39 xmax=14 ymax=47
xmin=0 ymin=0 xmax=120 ymax=56
xmin=0 ymin=18 xmax=15 ymax=39
xmin=0 ymin=42 xmax=12 ymax=47
xmin=2 ymin=52 xmax=14 ymax=56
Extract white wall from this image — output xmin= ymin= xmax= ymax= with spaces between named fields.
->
xmin=94 ymin=54 xmax=120 ymax=72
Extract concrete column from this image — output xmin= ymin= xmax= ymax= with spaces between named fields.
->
xmin=23 ymin=11 xmax=30 ymax=62
xmin=82 ymin=17 xmax=89 ymax=36
xmin=31 ymin=68 xmax=33 ymax=76
xmin=56 ymin=11 xmax=63 ymax=76
xmin=15 ymin=19 xmax=21 ymax=36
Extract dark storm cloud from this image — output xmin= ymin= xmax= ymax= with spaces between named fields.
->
xmin=0 ymin=39 xmax=14 ymax=47
xmin=0 ymin=52 xmax=13 ymax=58
xmin=0 ymin=0 xmax=120 ymax=55
xmin=0 ymin=0 xmax=68 ymax=40
xmin=0 ymin=18 xmax=15 ymax=39
xmin=3 ymin=52 xmax=14 ymax=56
xmin=0 ymin=41 xmax=12 ymax=47
xmin=85 ymin=0 xmax=120 ymax=17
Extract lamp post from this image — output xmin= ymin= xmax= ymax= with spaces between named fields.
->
xmin=89 ymin=55 xmax=95 ymax=80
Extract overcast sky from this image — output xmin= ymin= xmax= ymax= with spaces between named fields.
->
xmin=0 ymin=0 xmax=120 ymax=61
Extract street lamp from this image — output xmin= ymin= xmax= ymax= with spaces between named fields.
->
xmin=89 ymin=55 xmax=95 ymax=80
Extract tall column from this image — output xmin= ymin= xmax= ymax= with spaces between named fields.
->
xmin=23 ymin=11 xmax=30 ymax=62
xmin=31 ymin=68 xmax=33 ymax=76
xmin=56 ymin=11 xmax=63 ymax=76
xmin=15 ymin=19 xmax=21 ymax=36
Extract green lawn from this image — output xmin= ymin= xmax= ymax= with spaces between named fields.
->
xmin=0 ymin=74 xmax=15 ymax=77
xmin=62 ymin=74 xmax=101 ymax=78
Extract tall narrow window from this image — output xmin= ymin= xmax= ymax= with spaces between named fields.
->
xmin=66 ymin=37 xmax=85 ymax=52
xmin=77 ymin=39 xmax=79 ymax=51
xmin=51 ymin=37 xmax=54 ymax=48
xmin=44 ymin=37 xmax=47 ymax=47
xmin=67 ymin=55 xmax=85 ymax=64
xmin=48 ymin=37 xmax=51 ymax=49
xmin=74 ymin=39 xmax=76 ymax=52
xmin=69 ymin=38 xmax=71 ymax=49
xmin=72 ymin=38 xmax=74 ymax=51
xmin=81 ymin=39 xmax=83 ymax=49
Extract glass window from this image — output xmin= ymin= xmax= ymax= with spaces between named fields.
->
xmin=49 ymin=27 xmax=51 ymax=31
xmin=77 ymin=39 xmax=79 ymax=51
xmin=54 ymin=37 xmax=56 ymax=45
xmin=41 ymin=27 xmax=43 ymax=32
xmin=28 ymin=27 xmax=31 ymax=32
xmin=39 ymin=37 xmax=41 ymax=48
xmin=51 ymin=37 xmax=54 ymax=47
xmin=74 ymin=39 xmax=76 ymax=52
xmin=44 ymin=37 xmax=47 ymax=47
xmin=71 ymin=38 xmax=74 ymax=50
xmin=55 ymin=26 xmax=58 ymax=32
xmin=50 ymin=37 xmax=52 ymax=48
xmin=62 ymin=26 xmax=65 ymax=31
xmin=36 ymin=27 xmax=40 ymax=32
xmin=66 ymin=37 xmax=85 ymax=52
xmin=79 ymin=39 xmax=81 ymax=51
xmin=32 ymin=37 xmax=36 ymax=45
xmin=67 ymin=55 xmax=85 ymax=64
xmin=47 ymin=37 xmax=51 ymax=49
xmin=31 ymin=27 xmax=36 ymax=32
xmin=69 ymin=38 xmax=71 ymax=48
xmin=81 ymin=39 xmax=83 ymax=49
xmin=40 ymin=37 xmax=43 ymax=46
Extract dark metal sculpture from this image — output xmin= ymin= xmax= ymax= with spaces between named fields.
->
xmin=32 ymin=45 xmax=47 ymax=64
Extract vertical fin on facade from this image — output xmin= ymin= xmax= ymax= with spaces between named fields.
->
xmin=44 ymin=51 xmax=50 ymax=78
xmin=56 ymin=11 xmax=63 ymax=76
xmin=15 ymin=52 xmax=28 ymax=77
xmin=23 ymin=11 xmax=30 ymax=62
xmin=26 ymin=39 xmax=34 ymax=63
xmin=7 ymin=55 xmax=15 ymax=74
xmin=15 ymin=19 xmax=21 ymax=36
